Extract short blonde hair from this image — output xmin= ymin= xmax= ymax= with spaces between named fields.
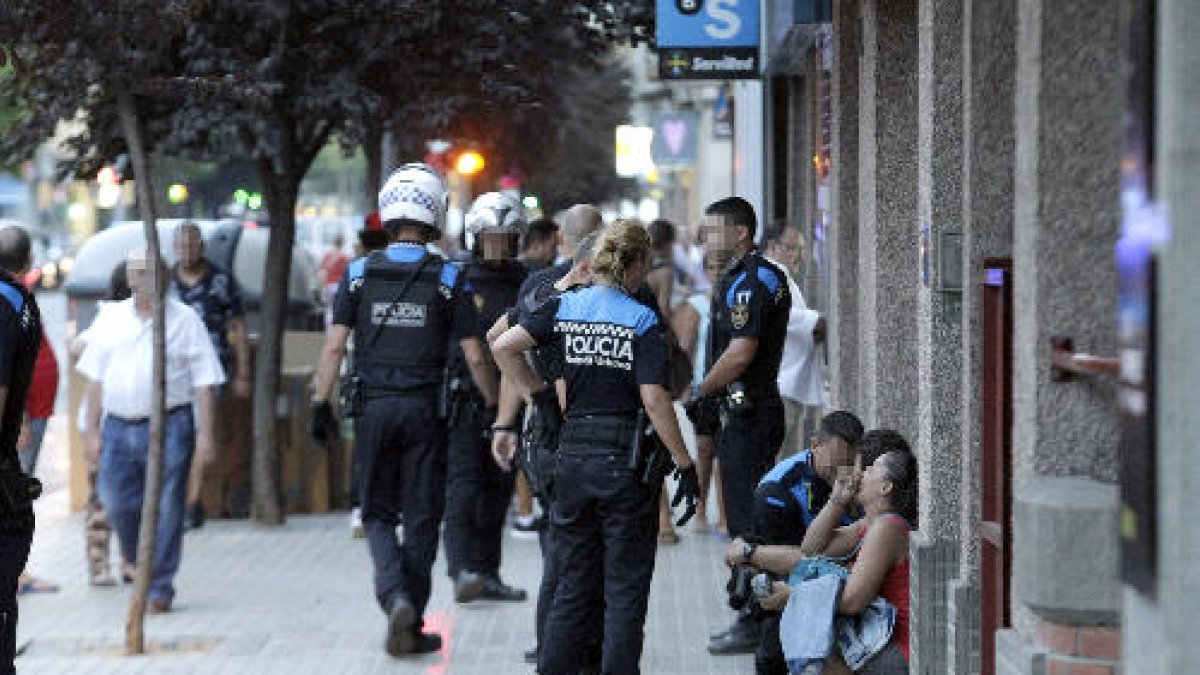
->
xmin=592 ymin=218 xmax=650 ymax=284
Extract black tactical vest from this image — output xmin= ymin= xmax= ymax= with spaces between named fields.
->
xmin=446 ymin=259 xmax=526 ymax=387
xmin=353 ymin=251 xmax=451 ymax=371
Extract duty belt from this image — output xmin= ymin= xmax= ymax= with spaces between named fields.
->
xmin=363 ymin=382 xmax=439 ymax=398
xmin=559 ymin=415 xmax=640 ymax=451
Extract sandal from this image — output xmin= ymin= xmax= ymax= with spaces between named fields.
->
xmin=17 ymin=574 xmax=60 ymax=595
xmin=89 ymin=564 xmax=116 ymax=587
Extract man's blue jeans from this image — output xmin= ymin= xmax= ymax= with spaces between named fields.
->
xmin=97 ymin=407 xmax=194 ymax=604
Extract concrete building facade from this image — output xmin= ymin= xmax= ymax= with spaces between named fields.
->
xmin=764 ymin=0 xmax=1196 ymax=672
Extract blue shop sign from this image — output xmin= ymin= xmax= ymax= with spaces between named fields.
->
xmin=657 ymin=0 xmax=761 ymax=79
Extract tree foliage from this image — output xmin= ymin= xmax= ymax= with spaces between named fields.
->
xmin=1 ymin=0 xmax=654 ymax=522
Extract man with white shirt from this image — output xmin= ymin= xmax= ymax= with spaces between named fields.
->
xmin=78 ymin=247 xmax=224 ymax=613
xmin=762 ymin=220 xmax=826 ymax=459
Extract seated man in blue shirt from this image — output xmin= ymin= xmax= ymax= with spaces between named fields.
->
xmin=710 ymin=410 xmax=864 ymax=673
xmin=752 ymin=410 xmax=864 ymax=547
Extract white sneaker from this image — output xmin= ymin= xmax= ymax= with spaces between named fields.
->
xmin=350 ymin=507 xmax=364 ymax=539
xmin=511 ymin=514 xmax=541 ymax=539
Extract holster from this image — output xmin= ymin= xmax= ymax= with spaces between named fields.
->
xmin=441 ymin=365 xmax=469 ymax=428
xmin=339 ymin=374 xmax=365 ymax=418
xmin=519 ymin=409 xmax=561 ymax=509
xmin=638 ymin=432 xmax=674 ymax=486
xmin=723 ymin=382 xmax=754 ymax=418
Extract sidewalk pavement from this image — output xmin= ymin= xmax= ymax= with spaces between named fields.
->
xmin=15 ymin=417 xmax=755 ymax=674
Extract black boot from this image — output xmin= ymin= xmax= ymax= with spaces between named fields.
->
xmin=385 ymin=596 xmax=417 ymax=657
xmin=453 ymin=570 xmax=486 ymax=604
xmin=480 ymin=575 xmax=527 ymax=602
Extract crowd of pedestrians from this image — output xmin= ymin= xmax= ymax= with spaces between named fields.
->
xmin=0 ymin=160 xmax=918 ymax=674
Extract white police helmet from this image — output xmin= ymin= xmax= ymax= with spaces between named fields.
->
xmin=378 ymin=163 xmax=449 ymax=238
xmin=464 ymin=191 xmax=525 ymax=252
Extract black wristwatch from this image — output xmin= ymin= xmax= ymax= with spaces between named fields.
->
xmin=741 ymin=541 xmax=758 ymax=564
xmin=490 ymin=423 xmax=518 ymax=433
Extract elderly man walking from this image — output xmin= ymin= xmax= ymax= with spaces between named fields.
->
xmin=78 ymin=248 xmax=224 ymax=612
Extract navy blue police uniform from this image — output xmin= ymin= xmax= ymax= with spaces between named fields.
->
xmin=443 ymin=257 xmax=526 ymax=587
xmin=504 ymin=261 xmax=603 ymax=668
xmin=708 ymin=250 xmax=791 ymax=540
xmin=521 ymin=284 xmax=671 ymax=675
xmin=0 ymin=271 xmax=41 ymax=673
xmin=331 ymin=242 xmax=478 ymax=631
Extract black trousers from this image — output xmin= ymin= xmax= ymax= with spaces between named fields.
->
xmin=716 ymin=403 xmax=785 ymax=540
xmin=540 ymin=448 xmax=660 ymax=675
xmin=0 ymin=517 xmax=33 ymax=675
xmin=444 ymin=402 xmax=515 ymax=580
xmin=357 ymin=395 xmax=446 ymax=627
xmin=535 ymin=515 xmax=603 ymax=668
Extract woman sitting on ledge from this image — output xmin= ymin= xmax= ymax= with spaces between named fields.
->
xmin=726 ymin=430 xmax=917 ymax=674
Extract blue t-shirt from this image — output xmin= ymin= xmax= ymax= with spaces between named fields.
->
xmin=521 ymin=284 xmax=669 ymax=418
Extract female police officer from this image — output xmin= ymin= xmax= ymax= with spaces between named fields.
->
xmin=492 ymin=219 xmax=701 ymax=675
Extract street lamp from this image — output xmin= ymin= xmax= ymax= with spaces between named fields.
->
xmin=455 ymin=151 xmax=485 ymax=177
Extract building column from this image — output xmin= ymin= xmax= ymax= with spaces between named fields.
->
xmin=1123 ymin=1 xmax=1200 ymax=672
xmin=999 ymin=1 xmax=1123 ymax=673
xmin=828 ymin=0 xmax=862 ymax=411
xmin=856 ymin=0 xmax=920 ymax=436
xmin=910 ymin=0 xmax=965 ymax=672
xmin=952 ymin=0 xmax=1018 ymax=672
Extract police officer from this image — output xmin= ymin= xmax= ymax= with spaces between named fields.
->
xmin=0 ymin=226 xmax=43 ymax=674
xmin=493 ymin=219 xmax=701 ymax=675
xmin=688 ymin=196 xmax=791 ymax=653
xmin=442 ymin=191 xmax=529 ymax=604
xmin=310 ymin=163 xmax=497 ymax=657
xmin=692 ymin=197 xmax=792 ymax=537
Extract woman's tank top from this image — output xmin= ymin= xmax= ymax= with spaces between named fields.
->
xmin=851 ymin=514 xmax=912 ymax=662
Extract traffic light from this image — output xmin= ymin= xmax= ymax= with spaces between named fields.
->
xmin=455 ymin=151 xmax=485 ymax=177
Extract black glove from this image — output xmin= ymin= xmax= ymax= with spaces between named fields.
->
xmin=684 ymin=395 xmax=721 ymax=436
xmin=531 ymin=387 xmax=562 ymax=434
xmin=671 ymin=463 xmax=701 ymax=527
xmin=309 ymin=401 xmax=338 ymax=443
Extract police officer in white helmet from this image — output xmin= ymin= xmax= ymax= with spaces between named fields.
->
xmin=310 ymin=163 xmax=498 ymax=657
xmin=442 ymin=191 xmax=531 ymax=604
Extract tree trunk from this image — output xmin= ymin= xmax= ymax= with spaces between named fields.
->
xmin=364 ymin=120 xmax=383 ymax=213
xmin=116 ymin=90 xmax=165 ymax=656
xmin=250 ymin=174 xmax=298 ymax=525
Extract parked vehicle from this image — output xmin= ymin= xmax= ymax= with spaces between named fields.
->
xmin=64 ymin=219 xmax=321 ymax=333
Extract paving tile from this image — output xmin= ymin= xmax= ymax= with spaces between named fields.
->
xmin=15 ymin=416 xmax=754 ymax=674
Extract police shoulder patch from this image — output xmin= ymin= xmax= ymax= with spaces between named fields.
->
xmin=731 ymin=303 xmax=749 ymax=330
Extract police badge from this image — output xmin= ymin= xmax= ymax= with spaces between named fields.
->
xmin=731 ymin=303 xmax=749 ymax=329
